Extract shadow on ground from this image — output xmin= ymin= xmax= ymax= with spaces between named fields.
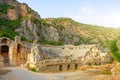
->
xmin=0 ymin=70 xmax=11 ymax=76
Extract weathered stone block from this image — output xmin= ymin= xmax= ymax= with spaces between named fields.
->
xmin=62 ymin=65 xmax=68 ymax=71
xmin=69 ymin=64 xmax=75 ymax=70
xmin=39 ymin=65 xmax=59 ymax=72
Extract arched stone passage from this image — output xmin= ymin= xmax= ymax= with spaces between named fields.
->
xmin=17 ymin=44 xmax=21 ymax=53
xmin=75 ymin=64 xmax=78 ymax=70
xmin=59 ymin=65 xmax=62 ymax=71
xmin=1 ymin=38 xmax=7 ymax=43
xmin=1 ymin=45 xmax=9 ymax=64
xmin=67 ymin=64 xmax=70 ymax=70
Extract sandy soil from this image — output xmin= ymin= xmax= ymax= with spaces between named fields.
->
xmin=0 ymin=67 xmax=94 ymax=80
xmin=0 ymin=67 xmax=113 ymax=80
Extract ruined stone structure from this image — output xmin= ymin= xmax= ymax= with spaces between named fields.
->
xmin=0 ymin=36 xmax=112 ymax=72
xmin=0 ymin=37 xmax=12 ymax=66
xmin=0 ymin=55 xmax=4 ymax=68
xmin=27 ymin=44 xmax=112 ymax=72
xmin=0 ymin=36 xmax=31 ymax=66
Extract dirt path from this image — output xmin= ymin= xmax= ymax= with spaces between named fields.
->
xmin=0 ymin=67 xmax=97 ymax=80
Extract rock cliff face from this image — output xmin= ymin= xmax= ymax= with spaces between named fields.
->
xmin=0 ymin=0 xmax=115 ymax=46
xmin=0 ymin=0 xmax=41 ymax=41
xmin=8 ymin=3 xmax=41 ymax=41
xmin=7 ymin=9 xmax=19 ymax=20
xmin=42 ymin=26 xmax=60 ymax=41
xmin=0 ymin=0 xmax=17 ymax=5
xmin=42 ymin=18 xmax=115 ymax=46
xmin=15 ymin=19 xmax=41 ymax=41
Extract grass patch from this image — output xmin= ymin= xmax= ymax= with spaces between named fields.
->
xmin=100 ymin=70 xmax=111 ymax=75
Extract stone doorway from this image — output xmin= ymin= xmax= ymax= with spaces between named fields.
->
xmin=67 ymin=65 xmax=70 ymax=70
xmin=75 ymin=64 xmax=78 ymax=70
xmin=59 ymin=65 xmax=62 ymax=71
xmin=1 ymin=45 xmax=9 ymax=65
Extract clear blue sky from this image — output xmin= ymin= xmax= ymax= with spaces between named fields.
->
xmin=18 ymin=0 xmax=120 ymax=28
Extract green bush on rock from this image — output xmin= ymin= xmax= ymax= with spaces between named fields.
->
xmin=0 ymin=4 xmax=14 ymax=13
xmin=0 ymin=18 xmax=21 ymax=40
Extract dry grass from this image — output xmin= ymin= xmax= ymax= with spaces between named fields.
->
xmin=91 ymin=75 xmax=120 ymax=80
xmin=100 ymin=70 xmax=111 ymax=75
xmin=78 ymin=66 xmax=98 ymax=71
xmin=78 ymin=64 xmax=113 ymax=71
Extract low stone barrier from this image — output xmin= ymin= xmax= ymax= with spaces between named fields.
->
xmin=38 ymin=63 xmax=82 ymax=72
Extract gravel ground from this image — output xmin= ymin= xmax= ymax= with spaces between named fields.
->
xmin=0 ymin=67 xmax=98 ymax=80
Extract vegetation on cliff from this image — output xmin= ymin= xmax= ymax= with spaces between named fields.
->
xmin=109 ymin=30 xmax=120 ymax=62
xmin=43 ymin=18 xmax=115 ymax=46
xmin=0 ymin=4 xmax=14 ymax=14
xmin=0 ymin=4 xmax=20 ymax=39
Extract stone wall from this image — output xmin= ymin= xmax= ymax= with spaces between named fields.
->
xmin=39 ymin=65 xmax=60 ymax=72
xmin=26 ymin=43 xmax=112 ymax=72
xmin=0 ymin=37 xmax=12 ymax=66
xmin=38 ymin=63 xmax=82 ymax=72
xmin=0 ymin=36 xmax=31 ymax=66
xmin=40 ymin=44 xmax=111 ymax=63
xmin=0 ymin=55 xmax=4 ymax=68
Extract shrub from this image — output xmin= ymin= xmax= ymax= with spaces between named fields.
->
xmin=109 ymin=40 xmax=118 ymax=52
xmin=0 ymin=4 xmax=14 ymax=13
xmin=109 ymin=40 xmax=120 ymax=62
xmin=31 ymin=18 xmax=41 ymax=24
xmin=21 ymin=36 xmax=27 ymax=41
xmin=100 ymin=70 xmax=111 ymax=75
xmin=0 ymin=18 xmax=21 ymax=40
xmin=30 ymin=68 xmax=36 ymax=72
xmin=0 ymin=31 xmax=18 ymax=40
xmin=74 ymin=36 xmax=92 ymax=46
xmin=55 ymin=25 xmax=65 ymax=30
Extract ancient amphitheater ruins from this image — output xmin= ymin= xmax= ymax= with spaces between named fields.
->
xmin=0 ymin=36 xmax=112 ymax=72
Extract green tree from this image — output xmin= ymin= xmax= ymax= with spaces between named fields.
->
xmin=109 ymin=40 xmax=120 ymax=62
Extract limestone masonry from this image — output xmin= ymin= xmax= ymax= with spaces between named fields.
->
xmin=0 ymin=37 xmax=112 ymax=72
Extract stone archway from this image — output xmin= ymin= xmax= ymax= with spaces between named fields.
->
xmin=59 ymin=65 xmax=62 ymax=71
xmin=75 ymin=64 xmax=78 ymax=70
xmin=67 ymin=64 xmax=70 ymax=70
xmin=0 ymin=45 xmax=9 ymax=65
